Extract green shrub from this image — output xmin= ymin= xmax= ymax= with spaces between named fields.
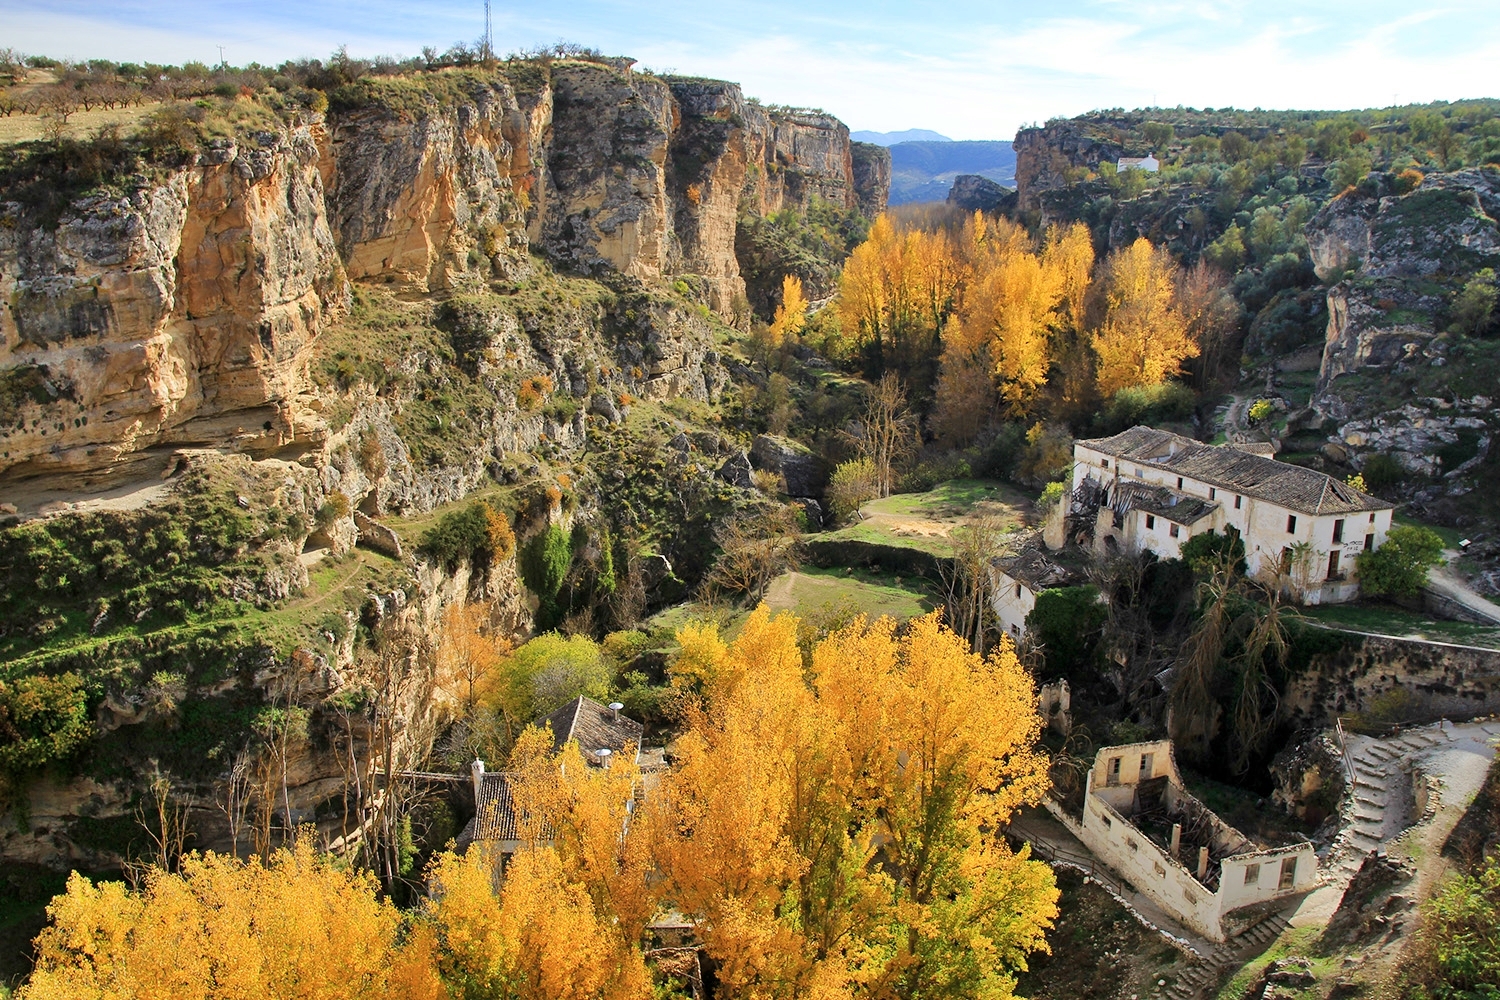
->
xmin=1357 ymin=524 xmax=1446 ymax=598
xmin=1025 ymin=586 xmax=1107 ymax=676
xmin=417 ymin=502 xmax=500 ymax=570
xmin=1362 ymin=453 xmax=1405 ymax=492
xmin=1180 ymin=529 xmax=1247 ymax=578
xmin=1409 ymin=855 xmax=1500 ymax=998
xmin=508 ymin=633 xmax=610 ymax=718
xmin=315 ymin=490 xmax=350 ymax=527
xmin=519 ymin=525 xmax=573 ymax=601
xmin=1101 ymin=382 xmax=1196 ymax=433
xmin=1038 ymin=480 xmax=1067 ymax=511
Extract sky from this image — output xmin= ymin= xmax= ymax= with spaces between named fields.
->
xmin=7 ymin=0 xmax=1500 ymax=139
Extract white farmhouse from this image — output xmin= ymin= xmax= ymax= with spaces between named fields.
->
xmin=1117 ymin=153 xmax=1160 ymax=172
xmin=1070 ymin=426 xmax=1394 ymax=604
xmin=1071 ymin=740 xmax=1318 ymax=942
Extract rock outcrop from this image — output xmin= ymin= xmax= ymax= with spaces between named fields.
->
xmin=947 ymin=174 xmax=1016 ymax=215
xmin=1013 ymin=122 xmax=1123 ymax=215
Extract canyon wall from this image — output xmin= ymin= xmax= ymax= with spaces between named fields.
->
xmin=0 ymin=60 xmax=884 ymax=485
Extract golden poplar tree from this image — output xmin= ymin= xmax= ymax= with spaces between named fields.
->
xmin=21 ymin=842 xmax=441 ymax=1000
xmin=651 ymin=607 xmax=1059 ymax=1000
xmin=1091 ymin=237 xmax=1197 ymax=398
xmin=768 ymin=274 xmax=809 ymax=347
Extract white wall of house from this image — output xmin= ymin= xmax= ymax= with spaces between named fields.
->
xmin=992 ymin=570 xmax=1037 ymax=642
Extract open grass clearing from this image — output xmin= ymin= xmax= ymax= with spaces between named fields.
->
xmin=819 ymin=479 xmax=1036 ymax=558
xmin=762 ymin=565 xmax=936 ymax=621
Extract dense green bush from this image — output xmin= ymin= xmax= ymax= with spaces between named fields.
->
xmin=1025 ymin=586 xmax=1107 ymax=676
xmin=1361 ymin=453 xmax=1406 ymax=493
xmin=1357 ymin=524 xmax=1446 ymax=598
xmin=417 ymin=503 xmax=492 ymax=570
xmin=508 ymin=633 xmax=611 ymax=719
xmin=518 ymin=525 xmax=573 ymax=601
xmin=1100 ymin=382 xmax=1195 ymax=433
xmin=1181 ymin=529 xmax=1248 ymax=577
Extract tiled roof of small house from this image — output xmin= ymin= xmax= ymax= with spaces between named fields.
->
xmin=1112 ymin=480 xmax=1219 ymax=526
xmin=473 ymin=771 xmax=520 ymax=842
xmin=544 ymin=696 xmax=645 ymax=760
xmin=1079 ymin=427 xmax=1389 ymax=516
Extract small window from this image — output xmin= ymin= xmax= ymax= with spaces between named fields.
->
xmin=1015 ymin=583 xmax=1023 ymax=599
xmin=1139 ymin=753 xmax=1154 ymax=777
xmin=1333 ymin=518 xmax=1345 ymax=544
xmin=1369 ymin=511 xmax=1376 ymax=523
xmin=1365 ymin=533 xmax=1375 ymax=551
xmin=1176 ymin=477 xmax=1184 ymax=489
xmin=1169 ymin=524 xmax=1180 ymax=539
xmin=1279 ymin=857 xmax=1297 ymax=889
xmin=1102 ymin=814 xmax=1112 ymax=828
xmin=1107 ymin=756 xmax=1122 ymax=786
xmin=1328 ymin=550 xmax=1341 ymax=579
xmin=1234 ymin=495 xmax=1243 ymax=510
xmin=1146 ymin=514 xmax=1156 ymax=530
xmin=1154 ymin=862 xmax=1167 ymax=877
xmin=1287 ymin=514 xmax=1298 ymax=533
xmin=1209 ymin=487 xmax=1217 ymax=500
xmin=1280 ymin=546 xmax=1293 ymax=574
xmin=1127 ymin=838 xmax=1139 ymax=852
xmin=1010 ymin=623 xmax=1019 ymax=636
xmin=1243 ymin=863 xmax=1260 ymax=885
xmin=1101 ymin=458 xmax=1110 ymax=469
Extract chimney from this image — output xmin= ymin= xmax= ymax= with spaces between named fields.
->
xmin=595 ymin=748 xmax=612 ymax=769
xmin=1197 ymin=846 xmax=1209 ymax=881
xmin=609 ymin=701 xmax=624 ymax=723
xmin=471 ymin=758 xmax=485 ymax=801
xmin=1170 ymin=823 xmax=1181 ymax=859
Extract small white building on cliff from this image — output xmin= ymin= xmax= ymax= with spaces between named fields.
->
xmin=1117 ymin=153 xmax=1160 ymax=172
xmin=1069 ymin=427 xmax=1394 ymax=605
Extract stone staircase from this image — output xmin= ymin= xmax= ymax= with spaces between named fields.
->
xmin=1157 ymin=912 xmax=1291 ymax=1000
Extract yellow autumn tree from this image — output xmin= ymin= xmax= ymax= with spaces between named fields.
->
xmin=838 ymin=214 xmax=959 ymax=372
xmin=651 ymin=607 xmax=1058 ymax=1000
xmin=20 ymin=841 xmax=441 ymax=1000
xmin=437 ymin=602 xmax=507 ymax=711
xmin=427 ymin=723 xmax=653 ymax=1000
xmin=768 ymin=274 xmax=810 ymax=347
xmin=1091 ymin=237 xmax=1197 ymax=398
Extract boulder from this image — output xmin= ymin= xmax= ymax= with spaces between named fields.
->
xmin=717 ymin=451 xmax=754 ymax=488
xmin=750 ymin=434 xmax=830 ymax=497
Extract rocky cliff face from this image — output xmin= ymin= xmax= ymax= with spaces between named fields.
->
xmin=1013 ymin=123 xmax=1122 ymax=216
xmin=0 ymin=127 xmax=348 ymax=482
xmin=0 ymin=61 xmax=883 ymax=485
xmin=1306 ymin=171 xmax=1500 ymax=483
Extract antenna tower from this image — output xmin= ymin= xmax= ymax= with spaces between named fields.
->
xmin=484 ymin=0 xmax=493 ymax=61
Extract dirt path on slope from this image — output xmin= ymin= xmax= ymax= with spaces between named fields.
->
xmin=1428 ymin=550 xmax=1500 ymax=625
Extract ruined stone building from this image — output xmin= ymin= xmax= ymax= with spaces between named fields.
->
xmin=1067 ymin=427 xmax=1394 ymax=604
xmin=1071 ymin=741 xmax=1318 ymax=942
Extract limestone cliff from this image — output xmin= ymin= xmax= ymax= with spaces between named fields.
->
xmin=0 ymin=60 xmax=883 ymax=485
xmin=0 ymin=128 xmax=348 ymax=481
xmin=1013 ymin=122 xmax=1122 ymax=216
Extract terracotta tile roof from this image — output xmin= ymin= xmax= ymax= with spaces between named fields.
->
xmin=544 ymin=696 xmax=645 ymax=761
xmin=474 ymin=771 xmax=520 ymax=842
xmin=1079 ymin=426 xmax=1390 ymax=516
xmin=1112 ymin=480 xmax=1219 ymax=526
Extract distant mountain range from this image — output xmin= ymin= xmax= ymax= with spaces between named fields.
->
xmin=885 ymin=140 xmax=1016 ymax=205
xmin=851 ymin=129 xmax=953 ymax=145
